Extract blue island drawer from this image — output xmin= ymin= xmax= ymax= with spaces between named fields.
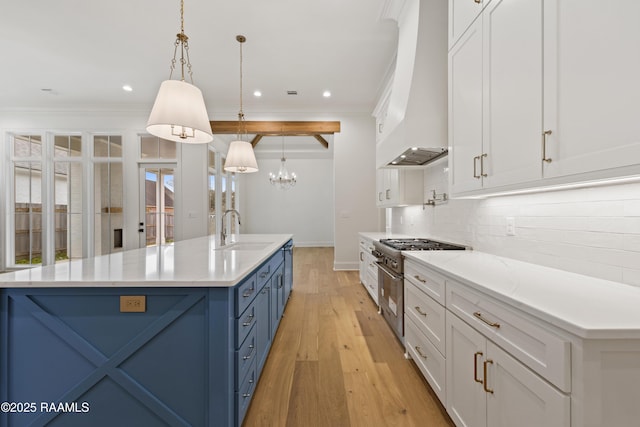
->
xmin=236 ymin=357 xmax=257 ymax=426
xmin=236 ymin=323 xmax=257 ymax=386
xmin=256 ymin=250 xmax=284 ymax=288
xmin=236 ymin=303 xmax=257 ymax=345
xmin=236 ymin=273 xmax=257 ymax=314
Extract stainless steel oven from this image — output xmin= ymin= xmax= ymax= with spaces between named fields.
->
xmin=373 ymin=238 xmax=467 ymax=342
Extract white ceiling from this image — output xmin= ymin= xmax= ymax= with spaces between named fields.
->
xmin=0 ymin=0 xmax=398 ymax=115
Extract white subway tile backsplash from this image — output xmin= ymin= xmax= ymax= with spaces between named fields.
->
xmin=391 ymin=179 xmax=640 ymax=286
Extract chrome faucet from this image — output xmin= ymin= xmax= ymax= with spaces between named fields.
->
xmin=221 ymin=209 xmax=242 ymax=246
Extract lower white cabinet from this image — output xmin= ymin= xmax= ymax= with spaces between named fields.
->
xmin=358 ymin=237 xmax=378 ymax=305
xmin=446 ymin=311 xmax=570 ymax=427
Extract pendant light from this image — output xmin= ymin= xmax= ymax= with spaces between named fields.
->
xmin=224 ymin=35 xmax=259 ymax=173
xmin=146 ymin=0 xmax=213 ymax=144
xmin=269 ymin=135 xmax=297 ymax=190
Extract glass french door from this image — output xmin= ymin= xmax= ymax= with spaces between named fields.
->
xmin=139 ymin=165 xmax=176 ymax=247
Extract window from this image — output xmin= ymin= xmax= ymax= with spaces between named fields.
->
xmin=54 ymin=135 xmax=83 ymax=262
xmin=12 ymin=135 xmax=43 ymax=265
xmin=93 ymin=135 xmax=123 ymax=255
xmin=208 ymin=148 xmax=216 ymax=236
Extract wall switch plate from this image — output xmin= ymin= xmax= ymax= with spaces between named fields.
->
xmin=120 ymin=295 xmax=146 ymax=313
xmin=506 ymin=217 xmax=516 ymax=236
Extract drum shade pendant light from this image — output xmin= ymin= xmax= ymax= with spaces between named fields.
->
xmin=269 ymin=135 xmax=297 ymax=190
xmin=224 ymin=35 xmax=259 ymax=173
xmin=146 ymin=0 xmax=213 ymax=144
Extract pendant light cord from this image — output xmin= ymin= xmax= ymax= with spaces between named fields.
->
xmin=237 ymin=35 xmax=246 ymax=140
xmin=169 ymin=0 xmax=194 ymax=84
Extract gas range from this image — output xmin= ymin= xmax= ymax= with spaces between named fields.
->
xmin=372 ymin=237 xmax=467 ymax=342
xmin=373 ymin=238 xmax=467 ymax=275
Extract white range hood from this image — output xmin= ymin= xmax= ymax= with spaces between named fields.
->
xmin=376 ymin=0 xmax=448 ymax=168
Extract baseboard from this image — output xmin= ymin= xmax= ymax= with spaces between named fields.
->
xmin=333 ymin=261 xmax=358 ymax=271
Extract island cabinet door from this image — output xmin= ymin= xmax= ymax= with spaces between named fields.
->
xmin=255 ymin=282 xmax=272 ymax=372
xmin=0 ymin=287 xmax=234 ymax=427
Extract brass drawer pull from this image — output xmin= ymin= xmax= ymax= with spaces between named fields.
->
xmin=480 ymin=153 xmax=488 ymax=177
xmin=473 ymin=311 xmax=500 ymax=328
xmin=413 ymin=275 xmax=427 ymax=284
xmin=542 ymin=130 xmax=553 ymax=163
xmin=415 ymin=346 xmax=428 ymax=359
xmin=474 ymin=351 xmax=484 ymax=384
xmin=473 ymin=155 xmax=480 ymax=179
xmin=483 ymin=359 xmax=494 ymax=394
xmin=415 ymin=306 xmax=428 ymax=317
xmin=474 ymin=0 xmax=481 ymax=3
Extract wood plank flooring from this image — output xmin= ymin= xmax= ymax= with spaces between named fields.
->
xmin=242 ymin=247 xmax=455 ymax=427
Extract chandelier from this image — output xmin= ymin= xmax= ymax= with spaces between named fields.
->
xmin=269 ymin=135 xmax=297 ymax=190
xmin=146 ymin=0 xmax=212 ymax=144
xmin=224 ymin=35 xmax=259 ymax=173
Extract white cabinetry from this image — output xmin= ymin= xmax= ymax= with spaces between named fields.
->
xmin=448 ymin=0 xmax=487 ymax=49
xmin=446 ymin=312 xmax=570 ymax=427
xmin=542 ymin=0 xmax=640 ymax=180
xmin=450 ymin=0 xmax=546 ymax=195
xmin=404 ymin=260 xmax=448 ymax=403
xmin=449 ymin=0 xmax=640 ymax=197
xmin=376 ymin=168 xmax=424 ymax=207
xmin=358 ymin=237 xmax=378 ymax=305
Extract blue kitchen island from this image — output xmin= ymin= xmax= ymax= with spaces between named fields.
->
xmin=0 ymin=234 xmax=294 ymax=427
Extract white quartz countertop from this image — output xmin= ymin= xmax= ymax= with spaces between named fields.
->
xmin=403 ymin=250 xmax=640 ymax=339
xmin=0 ymin=234 xmax=293 ymax=288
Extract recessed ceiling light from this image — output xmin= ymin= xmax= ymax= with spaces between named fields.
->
xmin=122 ymin=85 xmax=133 ymax=92
xmin=322 ymin=90 xmax=331 ymax=98
xmin=253 ymin=90 xmax=262 ymax=97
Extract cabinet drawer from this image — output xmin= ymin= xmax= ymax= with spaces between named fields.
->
xmin=236 ymin=357 xmax=257 ymax=425
xmin=405 ymin=316 xmax=446 ymax=405
xmin=236 ymin=273 xmax=258 ymax=315
xmin=257 ymin=250 xmax=284 ymax=289
xmin=446 ymin=281 xmax=570 ymax=392
xmin=405 ymin=280 xmax=446 ymax=356
xmin=236 ymin=303 xmax=257 ymax=346
xmin=236 ymin=323 xmax=257 ymax=386
xmin=404 ymin=260 xmax=446 ymax=305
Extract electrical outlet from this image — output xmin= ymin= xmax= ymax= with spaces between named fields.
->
xmin=506 ymin=217 xmax=516 ymax=236
xmin=120 ymin=295 xmax=146 ymax=313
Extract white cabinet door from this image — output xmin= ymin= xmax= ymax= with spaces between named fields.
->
xmin=481 ymin=0 xmax=544 ymax=189
xmin=446 ymin=312 xmax=487 ymax=427
xmin=543 ymin=0 xmax=640 ymax=180
xmin=449 ymin=16 xmax=484 ymax=195
xmin=449 ymin=0 xmax=488 ymax=49
xmin=486 ymin=342 xmax=570 ymax=427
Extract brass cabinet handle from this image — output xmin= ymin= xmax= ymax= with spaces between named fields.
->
xmin=474 ymin=352 xmax=484 ymax=384
xmin=542 ymin=130 xmax=553 ymax=163
xmin=483 ymin=359 xmax=494 ymax=394
xmin=378 ymin=192 xmax=383 ymax=202
xmin=415 ymin=306 xmax=428 ymax=317
xmin=473 ymin=311 xmax=501 ymax=328
xmin=473 ymin=156 xmax=480 ymax=179
xmin=360 ymin=252 xmax=364 ymax=262
xmin=415 ymin=346 xmax=428 ymax=359
xmin=386 ymin=189 xmax=391 ymax=200
xmin=413 ymin=275 xmax=427 ymax=284
xmin=480 ymin=153 xmax=488 ymax=177
xmin=474 ymin=0 xmax=481 ymax=3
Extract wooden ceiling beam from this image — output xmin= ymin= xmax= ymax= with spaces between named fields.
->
xmin=250 ymin=134 xmax=263 ymax=147
xmin=209 ymin=120 xmax=341 ymax=135
xmin=313 ymin=135 xmax=329 ymax=149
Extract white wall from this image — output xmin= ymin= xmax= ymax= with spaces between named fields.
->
xmin=390 ymin=158 xmax=640 ymax=287
xmin=333 ymin=114 xmax=381 ymax=270
xmin=240 ymin=157 xmax=334 ymax=247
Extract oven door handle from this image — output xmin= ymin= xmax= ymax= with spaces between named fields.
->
xmin=376 ymin=262 xmax=403 ymax=281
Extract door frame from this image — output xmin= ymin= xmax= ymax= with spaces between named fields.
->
xmin=138 ymin=162 xmax=177 ymax=248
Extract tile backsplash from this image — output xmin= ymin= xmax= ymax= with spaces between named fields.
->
xmin=390 ymin=160 xmax=640 ymax=287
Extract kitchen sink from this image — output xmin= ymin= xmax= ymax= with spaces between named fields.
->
xmin=217 ymin=242 xmax=272 ymax=251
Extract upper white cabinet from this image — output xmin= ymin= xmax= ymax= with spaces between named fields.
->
xmin=542 ymin=0 xmax=640 ymax=180
xmin=376 ymin=168 xmax=424 ymax=207
xmin=449 ymin=0 xmax=640 ymax=197
xmin=448 ymin=0 xmax=489 ymax=49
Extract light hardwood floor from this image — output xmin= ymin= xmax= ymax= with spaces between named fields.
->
xmin=243 ymin=247 xmax=455 ymax=427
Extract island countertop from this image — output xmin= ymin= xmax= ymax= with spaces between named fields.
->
xmin=0 ymin=234 xmax=293 ymax=288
